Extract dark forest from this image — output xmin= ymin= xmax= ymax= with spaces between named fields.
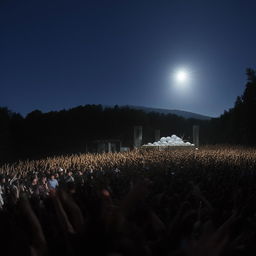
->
xmin=1 ymin=68 xmax=255 ymax=162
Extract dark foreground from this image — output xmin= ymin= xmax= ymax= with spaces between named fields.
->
xmin=0 ymin=147 xmax=256 ymax=256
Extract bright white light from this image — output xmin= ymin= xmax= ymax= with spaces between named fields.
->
xmin=175 ymin=70 xmax=188 ymax=83
xmin=168 ymin=66 xmax=197 ymax=99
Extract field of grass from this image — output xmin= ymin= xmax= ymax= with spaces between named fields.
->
xmin=1 ymin=146 xmax=256 ymax=255
xmin=1 ymin=146 xmax=256 ymax=176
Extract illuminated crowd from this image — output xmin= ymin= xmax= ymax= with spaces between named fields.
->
xmin=1 ymin=147 xmax=256 ymax=256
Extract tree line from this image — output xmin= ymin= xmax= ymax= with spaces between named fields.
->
xmin=208 ymin=68 xmax=256 ymax=145
xmin=0 ymin=68 xmax=255 ymax=162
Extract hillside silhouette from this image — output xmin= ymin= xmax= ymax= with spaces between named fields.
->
xmin=0 ymin=68 xmax=256 ymax=162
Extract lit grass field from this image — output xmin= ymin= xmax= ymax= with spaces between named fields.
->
xmin=1 ymin=146 xmax=256 ymax=176
xmin=1 ymin=146 xmax=256 ymax=255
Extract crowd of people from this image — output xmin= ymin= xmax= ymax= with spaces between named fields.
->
xmin=0 ymin=146 xmax=256 ymax=256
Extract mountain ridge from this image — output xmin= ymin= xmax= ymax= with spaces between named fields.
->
xmin=124 ymin=105 xmax=212 ymax=120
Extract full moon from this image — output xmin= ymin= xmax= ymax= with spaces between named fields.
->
xmin=175 ymin=70 xmax=188 ymax=83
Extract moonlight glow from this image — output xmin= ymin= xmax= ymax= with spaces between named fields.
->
xmin=170 ymin=67 xmax=194 ymax=96
xmin=175 ymin=70 xmax=188 ymax=83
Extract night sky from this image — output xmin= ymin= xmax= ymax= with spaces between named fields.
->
xmin=1 ymin=0 xmax=256 ymax=117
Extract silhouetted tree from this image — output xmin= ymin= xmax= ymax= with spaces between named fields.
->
xmin=8 ymin=68 xmax=256 ymax=160
xmin=207 ymin=68 xmax=256 ymax=145
xmin=0 ymin=104 xmax=209 ymax=161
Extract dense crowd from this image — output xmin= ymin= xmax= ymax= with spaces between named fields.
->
xmin=1 ymin=146 xmax=256 ymax=256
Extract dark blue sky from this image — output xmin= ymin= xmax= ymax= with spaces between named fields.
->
xmin=1 ymin=0 xmax=256 ymax=117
